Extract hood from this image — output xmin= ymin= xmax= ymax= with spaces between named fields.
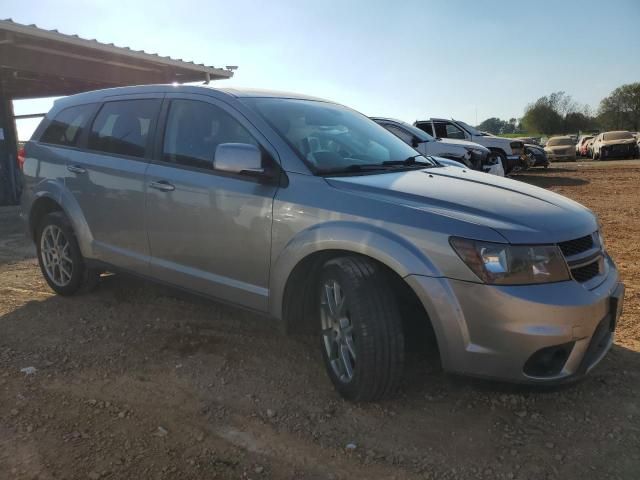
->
xmin=601 ymin=138 xmax=636 ymax=146
xmin=435 ymin=137 xmax=489 ymax=152
xmin=525 ymin=143 xmax=544 ymax=152
xmin=326 ymin=167 xmax=597 ymax=244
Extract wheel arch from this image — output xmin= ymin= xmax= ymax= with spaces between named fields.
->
xmin=28 ymin=181 xmax=94 ymax=257
xmin=270 ymin=223 xmax=441 ymax=348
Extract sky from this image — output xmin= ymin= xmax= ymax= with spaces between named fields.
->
xmin=4 ymin=0 xmax=640 ymax=140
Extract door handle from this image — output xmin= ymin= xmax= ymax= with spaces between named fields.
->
xmin=67 ymin=164 xmax=86 ymax=174
xmin=149 ymin=180 xmax=175 ymax=192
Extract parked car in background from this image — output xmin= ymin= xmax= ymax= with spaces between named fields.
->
xmin=372 ymin=117 xmax=504 ymax=176
xmin=21 ymin=84 xmax=624 ymax=401
xmin=544 ymin=136 xmax=576 ymax=161
xmin=592 ymin=131 xmax=639 ymax=160
xmin=585 ymin=137 xmax=596 ymax=157
xmin=523 ymin=143 xmax=550 ymax=168
xmin=576 ymin=135 xmax=594 ymax=157
xmin=414 ymin=118 xmax=525 ymax=173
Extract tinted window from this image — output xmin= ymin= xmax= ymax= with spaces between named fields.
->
xmin=433 ymin=122 xmax=448 ymax=139
xmin=445 ymin=123 xmax=466 ymax=140
xmin=40 ymin=104 xmax=94 ymax=147
xmin=383 ymin=124 xmax=414 ymax=145
xmin=162 ymin=100 xmax=258 ymax=170
xmin=415 ymin=122 xmax=434 ymax=136
xmin=88 ymin=99 xmax=160 ymax=158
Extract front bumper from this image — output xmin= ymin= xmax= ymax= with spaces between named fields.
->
xmin=601 ymin=144 xmax=638 ymax=158
xmin=546 ymin=152 xmax=575 ymax=161
xmin=405 ymin=256 xmax=623 ymax=384
xmin=505 ymin=154 xmax=525 ymax=170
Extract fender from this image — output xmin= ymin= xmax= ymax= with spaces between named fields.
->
xmin=268 ymin=221 xmax=440 ymax=320
xmin=28 ymin=179 xmax=95 ymax=259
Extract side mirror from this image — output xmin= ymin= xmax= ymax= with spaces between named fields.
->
xmin=214 ymin=143 xmax=274 ymax=180
xmin=411 ymin=137 xmax=422 ymax=148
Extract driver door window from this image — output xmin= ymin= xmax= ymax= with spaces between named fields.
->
xmin=162 ymin=99 xmax=258 ymax=171
xmin=445 ymin=123 xmax=467 ymax=140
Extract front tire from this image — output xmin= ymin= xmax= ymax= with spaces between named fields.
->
xmin=317 ymin=256 xmax=404 ymax=402
xmin=36 ymin=212 xmax=97 ymax=295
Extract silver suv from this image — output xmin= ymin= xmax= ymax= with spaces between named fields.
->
xmin=21 ymin=85 xmax=624 ymax=401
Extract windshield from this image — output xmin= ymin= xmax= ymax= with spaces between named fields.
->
xmin=604 ymin=131 xmax=633 ymax=141
xmin=244 ymin=98 xmax=436 ymax=174
xmin=546 ymin=137 xmax=573 ymax=146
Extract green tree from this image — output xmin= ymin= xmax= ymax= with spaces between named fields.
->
xmin=476 ymin=117 xmax=505 ymax=134
xmin=521 ymin=102 xmax=563 ymax=135
xmin=564 ymin=112 xmax=597 ymax=133
xmin=597 ymin=82 xmax=640 ymax=131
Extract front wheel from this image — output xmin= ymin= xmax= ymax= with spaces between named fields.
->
xmin=317 ymin=256 xmax=404 ymax=402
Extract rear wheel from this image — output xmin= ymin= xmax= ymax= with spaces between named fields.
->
xmin=36 ymin=212 xmax=98 ymax=295
xmin=317 ymin=256 xmax=404 ymax=402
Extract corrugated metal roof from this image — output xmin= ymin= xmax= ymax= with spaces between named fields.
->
xmin=0 ymin=18 xmax=235 ymax=78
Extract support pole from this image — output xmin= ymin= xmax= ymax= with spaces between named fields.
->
xmin=0 ymin=83 xmax=20 ymax=206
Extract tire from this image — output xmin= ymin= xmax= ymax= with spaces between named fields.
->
xmin=317 ymin=256 xmax=404 ymax=402
xmin=36 ymin=211 xmax=98 ymax=295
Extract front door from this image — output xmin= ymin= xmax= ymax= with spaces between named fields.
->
xmin=145 ymin=95 xmax=279 ymax=311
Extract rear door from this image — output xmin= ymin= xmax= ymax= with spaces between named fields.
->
xmin=65 ymin=95 xmax=162 ymax=271
xmin=144 ymin=94 xmax=279 ymax=311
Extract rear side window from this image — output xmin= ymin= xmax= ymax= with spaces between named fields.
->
xmin=40 ymin=104 xmax=94 ymax=147
xmin=162 ymin=99 xmax=258 ymax=170
xmin=88 ymin=99 xmax=160 ymax=158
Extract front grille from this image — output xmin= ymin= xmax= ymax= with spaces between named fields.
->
xmin=558 ymin=235 xmax=594 ymax=257
xmin=571 ymin=260 xmax=600 ymax=283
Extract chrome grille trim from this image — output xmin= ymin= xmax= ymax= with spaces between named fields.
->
xmin=557 ymin=232 xmax=604 ymax=284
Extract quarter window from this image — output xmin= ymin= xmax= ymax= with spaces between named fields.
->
xmin=88 ymin=99 xmax=160 ymax=158
xmin=40 ymin=104 xmax=94 ymax=147
xmin=162 ymin=99 xmax=258 ymax=170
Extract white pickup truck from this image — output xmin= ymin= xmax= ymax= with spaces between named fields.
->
xmin=372 ymin=118 xmax=504 ymax=176
xmin=414 ymin=118 xmax=526 ymax=173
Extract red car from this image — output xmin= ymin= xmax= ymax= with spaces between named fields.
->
xmin=578 ymin=136 xmax=594 ymax=157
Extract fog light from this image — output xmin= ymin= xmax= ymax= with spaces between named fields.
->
xmin=523 ymin=342 xmax=575 ymax=377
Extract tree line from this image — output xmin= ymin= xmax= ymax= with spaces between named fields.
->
xmin=477 ymin=82 xmax=640 ymax=136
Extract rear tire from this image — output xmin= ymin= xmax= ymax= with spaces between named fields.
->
xmin=317 ymin=256 xmax=404 ymax=402
xmin=36 ymin=212 xmax=98 ymax=295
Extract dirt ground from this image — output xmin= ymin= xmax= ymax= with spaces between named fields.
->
xmin=1 ymin=161 xmax=639 ymax=480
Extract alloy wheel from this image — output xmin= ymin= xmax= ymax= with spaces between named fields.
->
xmin=320 ymin=279 xmax=356 ymax=383
xmin=40 ymin=224 xmax=73 ymax=287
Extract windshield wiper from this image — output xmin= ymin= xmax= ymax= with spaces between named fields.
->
xmin=317 ymin=156 xmax=437 ymax=175
xmin=382 ymin=155 xmax=437 ymax=168
xmin=317 ymin=164 xmax=396 ymax=175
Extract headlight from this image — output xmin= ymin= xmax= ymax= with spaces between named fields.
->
xmin=450 ymin=237 xmax=570 ymax=285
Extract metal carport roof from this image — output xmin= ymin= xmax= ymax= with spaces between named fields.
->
xmin=0 ymin=18 xmax=235 ymax=99
xmin=0 ymin=19 xmax=237 ymax=205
